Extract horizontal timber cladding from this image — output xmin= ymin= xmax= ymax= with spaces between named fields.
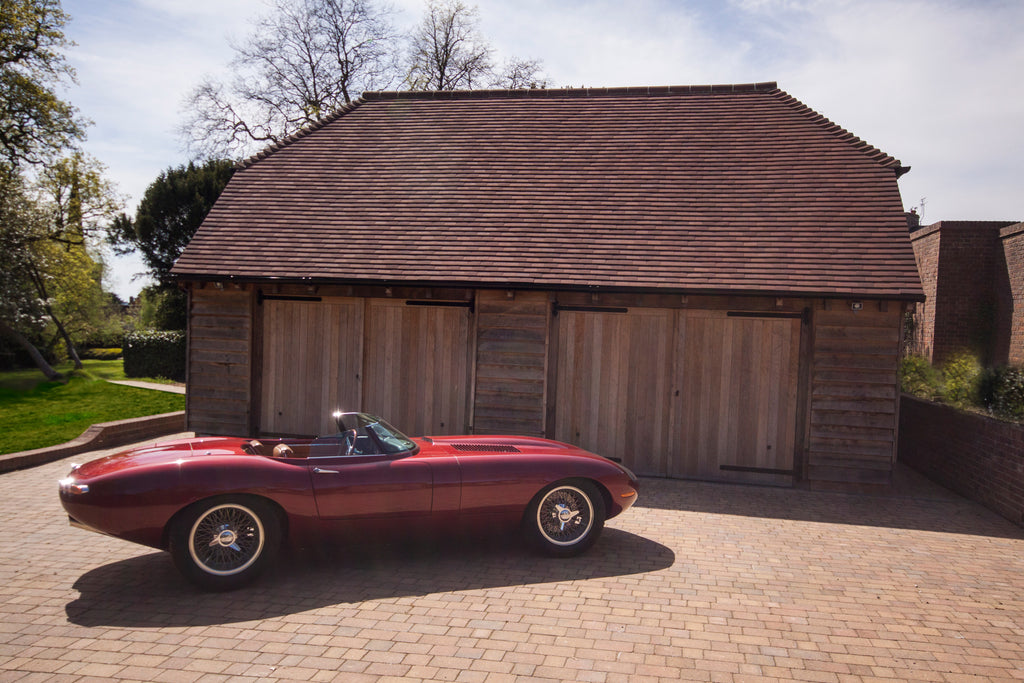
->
xmin=807 ymin=305 xmax=903 ymax=485
xmin=186 ymin=287 xmax=253 ymax=435
xmin=472 ymin=291 xmax=549 ymax=436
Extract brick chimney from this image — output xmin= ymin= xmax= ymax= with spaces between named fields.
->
xmin=906 ymin=209 xmax=920 ymax=231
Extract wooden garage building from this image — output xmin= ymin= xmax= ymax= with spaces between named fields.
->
xmin=171 ymin=82 xmax=924 ymax=488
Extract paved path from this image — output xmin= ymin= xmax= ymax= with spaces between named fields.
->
xmin=2 ymin=444 xmax=1023 ymax=682
xmin=108 ymin=380 xmax=186 ymax=394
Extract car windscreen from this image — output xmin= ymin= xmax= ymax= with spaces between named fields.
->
xmin=319 ymin=413 xmax=417 ymax=456
xmin=363 ymin=416 xmax=417 ymax=454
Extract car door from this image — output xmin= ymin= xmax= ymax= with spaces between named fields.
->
xmin=309 ymin=453 xmax=433 ymax=521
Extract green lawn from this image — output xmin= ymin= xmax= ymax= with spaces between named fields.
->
xmin=0 ymin=360 xmax=186 ymax=455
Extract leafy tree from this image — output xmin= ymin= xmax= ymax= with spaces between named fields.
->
xmin=110 ymin=159 xmax=235 ymax=285
xmin=404 ymin=0 xmax=549 ymax=91
xmin=0 ymin=0 xmax=85 ymax=167
xmin=135 ymin=285 xmax=187 ymax=331
xmin=0 ymin=166 xmax=62 ymax=378
xmin=181 ymin=0 xmax=399 ymax=159
xmin=109 ymin=160 xmax=235 ymax=329
xmin=0 ymin=154 xmax=122 ymax=376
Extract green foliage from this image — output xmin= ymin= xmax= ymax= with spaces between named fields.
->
xmin=108 ymin=159 xmax=235 ymax=284
xmin=136 ymin=285 xmax=186 ymax=331
xmin=899 ymin=355 xmax=943 ymax=400
xmin=0 ymin=0 xmax=86 ymax=166
xmin=941 ymin=352 xmax=983 ymax=407
xmin=79 ymin=347 xmax=121 ymax=360
xmin=0 ymin=360 xmax=184 ymax=454
xmin=980 ymin=366 xmax=1024 ymax=420
xmin=123 ymin=330 xmax=185 ymax=381
xmin=901 ymin=352 xmax=1024 ymax=422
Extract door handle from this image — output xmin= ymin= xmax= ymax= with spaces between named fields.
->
xmin=313 ymin=467 xmax=339 ymax=474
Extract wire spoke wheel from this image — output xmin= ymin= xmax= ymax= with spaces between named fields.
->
xmin=188 ymin=503 xmax=265 ymax=576
xmin=536 ymin=485 xmax=595 ymax=547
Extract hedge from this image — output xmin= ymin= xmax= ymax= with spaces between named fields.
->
xmin=123 ymin=331 xmax=186 ymax=382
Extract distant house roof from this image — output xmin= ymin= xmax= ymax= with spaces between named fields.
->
xmin=172 ymin=82 xmax=924 ymax=300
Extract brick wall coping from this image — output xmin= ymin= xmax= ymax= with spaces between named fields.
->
xmin=1001 ymin=221 xmax=1024 ymax=239
xmin=0 ymin=411 xmax=187 ymax=474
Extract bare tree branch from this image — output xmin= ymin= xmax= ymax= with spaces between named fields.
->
xmin=180 ymin=0 xmax=399 ymax=160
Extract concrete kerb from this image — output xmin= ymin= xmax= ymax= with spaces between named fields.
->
xmin=0 ymin=411 xmax=187 ymax=473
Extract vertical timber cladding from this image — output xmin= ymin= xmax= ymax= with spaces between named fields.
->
xmin=362 ymin=298 xmax=472 ymax=437
xmin=808 ymin=305 xmax=903 ymax=484
xmin=674 ymin=311 xmax=801 ymax=484
xmin=553 ymin=306 xmax=801 ymax=483
xmin=260 ymin=298 xmax=363 ymax=436
xmin=259 ymin=296 xmax=472 ymax=437
xmin=187 ymin=287 xmax=253 ymax=435
xmin=554 ymin=307 xmax=675 ymax=476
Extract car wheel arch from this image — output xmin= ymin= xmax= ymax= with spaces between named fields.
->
xmin=161 ymin=493 xmax=289 ymax=550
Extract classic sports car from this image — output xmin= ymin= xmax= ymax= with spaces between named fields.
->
xmin=59 ymin=412 xmax=639 ymax=590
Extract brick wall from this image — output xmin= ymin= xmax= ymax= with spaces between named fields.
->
xmin=899 ymin=395 xmax=1024 ymax=526
xmin=908 ymin=220 xmax=1020 ymax=365
xmin=1003 ymin=223 xmax=1024 ymax=365
xmin=908 ymin=224 xmax=940 ymax=358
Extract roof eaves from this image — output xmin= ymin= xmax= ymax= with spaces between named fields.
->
xmin=236 ymin=97 xmax=368 ymax=170
xmin=171 ymin=272 xmax=925 ymax=302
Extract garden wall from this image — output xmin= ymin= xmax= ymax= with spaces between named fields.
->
xmin=899 ymin=394 xmax=1024 ymax=526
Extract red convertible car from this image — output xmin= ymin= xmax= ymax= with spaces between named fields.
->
xmin=59 ymin=412 xmax=639 ymax=590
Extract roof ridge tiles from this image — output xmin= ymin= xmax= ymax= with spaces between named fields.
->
xmin=360 ymin=81 xmax=779 ymax=102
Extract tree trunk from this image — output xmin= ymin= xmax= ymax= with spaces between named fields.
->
xmin=25 ymin=259 xmax=83 ymax=369
xmin=48 ymin=306 xmax=83 ymax=369
xmin=0 ymin=318 xmax=64 ymax=381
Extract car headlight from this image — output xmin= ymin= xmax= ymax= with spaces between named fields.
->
xmin=59 ymin=478 xmax=89 ymax=495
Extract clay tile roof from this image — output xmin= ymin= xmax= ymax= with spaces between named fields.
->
xmin=172 ymin=82 xmax=924 ymax=299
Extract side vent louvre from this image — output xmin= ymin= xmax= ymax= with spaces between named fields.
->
xmin=451 ymin=443 xmax=522 ymax=453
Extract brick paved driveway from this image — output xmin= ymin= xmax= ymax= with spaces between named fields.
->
xmin=2 ymin=442 xmax=1023 ymax=682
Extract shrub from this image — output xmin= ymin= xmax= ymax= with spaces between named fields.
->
xmin=899 ymin=355 xmax=943 ymax=400
xmin=981 ymin=366 xmax=1024 ymax=420
xmin=123 ymin=331 xmax=186 ymax=381
xmin=79 ymin=347 xmax=123 ymax=361
xmin=941 ymin=352 xmax=983 ymax=407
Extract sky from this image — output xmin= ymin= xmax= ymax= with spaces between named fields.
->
xmin=60 ymin=0 xmax=1024 ymax=300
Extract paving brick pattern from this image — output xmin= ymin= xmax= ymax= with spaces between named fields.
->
xmin=2 ymin=444 xmax=1024 ymax=682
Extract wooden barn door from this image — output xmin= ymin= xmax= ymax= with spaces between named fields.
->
xmin=260 ymin=298 xmax=364 ymax=436
xmin=362 ymin=299 xmax=472 ymax=437
xmin=672 ymin=311 xmax=801 ymax=484
xmin=554 ymin=308 xmax=674 ymax=476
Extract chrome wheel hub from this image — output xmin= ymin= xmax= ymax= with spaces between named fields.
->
xmin=189 ymin=503 xmax=265 ymax=576
xmin=554 ymin=503 xmax=580 ymax=530
xmin=211 ymin=525 xmax=239 ymax=549
xmin=537 ymin=485 xmax=594 ymax=546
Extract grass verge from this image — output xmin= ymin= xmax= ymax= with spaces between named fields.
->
xmin=0 ymin=360 xmax=186 ymax=455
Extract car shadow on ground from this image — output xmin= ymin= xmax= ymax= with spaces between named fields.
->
xmin=635 ymin=469 xmax=1024 ymax=540
xmin=65 ymin=527 xmax=673 ymax=628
